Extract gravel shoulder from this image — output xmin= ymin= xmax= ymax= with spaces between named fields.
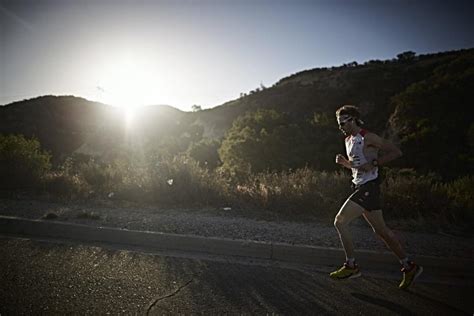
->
xmin=0 ymin=197 xmax=472 ymax=259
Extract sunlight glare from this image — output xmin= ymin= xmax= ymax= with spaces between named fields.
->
xmin=95 ymin=55 xmax=174 ymax=110
xmin=124 ymin=107 xmax=136 ymax=129
xmin=95 ymin=57 xmax=165 ymax=129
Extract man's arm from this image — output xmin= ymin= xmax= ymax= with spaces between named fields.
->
xmin=365 ymin=132 xmax=403 ymax=166
xmin=353 ymin=133 xmax=402 ymax=172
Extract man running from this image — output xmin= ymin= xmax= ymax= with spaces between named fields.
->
xmin=330 ymin=105 xmax=423 ymax=289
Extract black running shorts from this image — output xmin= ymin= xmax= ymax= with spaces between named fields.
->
xmin=348 ymin=178 xmax=382 ymax=211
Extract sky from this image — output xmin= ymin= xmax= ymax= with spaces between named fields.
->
xmin=1 ymin=0 xmax=473 ymax=111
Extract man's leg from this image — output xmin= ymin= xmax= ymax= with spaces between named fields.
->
xmin=330 ymin=199 xmax=365 ymax=279
xmin=334 ymin=199 xmax=365 ymax=261
xmin=363 ymin=210 xmax=423 ymax=289
xmin=362 ymin=210 xmax=406 ymax=259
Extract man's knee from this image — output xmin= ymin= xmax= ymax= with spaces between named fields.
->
xmin=334 ymin=214 xmax=347 ymax=229
xmin=334 ymin=200 xmax=363 ymax=229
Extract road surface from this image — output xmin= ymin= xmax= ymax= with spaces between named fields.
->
xmin=0 ymin=236 xmax=471 ymax=315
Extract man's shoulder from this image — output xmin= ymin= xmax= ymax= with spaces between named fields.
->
xmin=362 ymin=131 xmax=386 ymax=147
xmin=361 ymin=130 xmax=380 ymax=139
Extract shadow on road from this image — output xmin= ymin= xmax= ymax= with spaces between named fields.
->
xmin=351 ymin=292 xmax=412 ymax=315
xmin=2 ymin=237 xmax=472 ymax=315
xmin=409 ymin=291 xmax=469 ymax=315
xmin=153 ymin=260 xmax=335 ymax=314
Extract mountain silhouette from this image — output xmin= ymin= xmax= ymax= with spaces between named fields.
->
xmin=1 ymin=48 xmax=472 ymax=177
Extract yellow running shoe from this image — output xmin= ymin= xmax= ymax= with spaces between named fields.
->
xmin=330 ymin=262 xmax=361 ymax=279
xmin=399 ymin=262 xmax=423 ymax=290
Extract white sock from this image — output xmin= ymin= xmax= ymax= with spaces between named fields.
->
xmin=346 ymin=257 xmax=356 ymax=267
xmin=399 ymin=257 xmax=410 ymax=268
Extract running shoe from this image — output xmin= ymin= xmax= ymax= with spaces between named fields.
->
xmin=330 ymin=262 xmax=361 ymax=279
xmin=399 ymin=262 xmax=423 ymax=290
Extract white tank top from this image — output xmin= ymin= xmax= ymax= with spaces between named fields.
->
xmin=345 ymin=129 xmax=378 ymax=185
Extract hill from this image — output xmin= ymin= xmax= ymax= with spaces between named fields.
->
xmin=196 ymin=49 xmax=473 ymax=138
xmin=1 ymin=48 xmax=473 ymax=178
xmin=0 ymin=96 xmax=187 ymax=163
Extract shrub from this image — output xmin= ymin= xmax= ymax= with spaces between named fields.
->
xmin=43 ymin=171 xmax=88 ymax=199
xmin=77 ymin=159 xmax=123 ymax=193
xmin=30 ymin=147 xmax=473 ymax=228
xmin=381 ymin=170 xmax=451 ymax=221
xmin=444 ymin=175 xmax=474 ymax=222
xmin=57 ymin=156 xmax=130 ymax=197
xmin=43 ymin=156 xmax=127 ymax=199
xmin=232 ymin=168 xmax=350 ymax=219
xmin=187 ymin=138 xmax=221 ymax=169
xmin=147 ymin=155 xmax=227 ymax=207
xmin=0 ymin=134 xmax=51 ymax=189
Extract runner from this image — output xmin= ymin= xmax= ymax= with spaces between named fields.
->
xmin=330 ymin=105 xmax=423 ymax=289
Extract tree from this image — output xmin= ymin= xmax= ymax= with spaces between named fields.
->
xmin=388 ymin=52 xmax=474 ymax=178
xmin=187 ymin=139 xmax=221 ymax=169
xmin=397 ymin=51 xmax=416 ymax=62
xmin=219 ymin=109 xmax=334 ymax=175
xmin=191 ymin=105 xmax=202 ymax=112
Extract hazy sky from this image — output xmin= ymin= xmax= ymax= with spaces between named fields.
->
xmin=1 ymin=0 xmax=473 ymax=111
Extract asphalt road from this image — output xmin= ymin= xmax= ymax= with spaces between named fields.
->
xmin=0 ymin=237 xmax=472 ymax=315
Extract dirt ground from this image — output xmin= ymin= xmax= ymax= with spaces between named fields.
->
xmin=1 ymin=196 xmax=472 ymax=260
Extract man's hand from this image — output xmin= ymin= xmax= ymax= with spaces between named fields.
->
xmin=335 ymin=154 xmax=346 ymax=165
xmin=335 ymin=154 xmax=351 ymax=169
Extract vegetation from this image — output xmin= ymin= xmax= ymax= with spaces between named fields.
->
xmin=1 ymin=48 xmax=473 ymax=228
xmin=219 ymin=109 xmax=340 ymax=177
xmin=0 ymin=134 xmax=51 ymax=189
xmin=388 ymin=50 xmax=474 ymax=178
xmin=0 ymin=134 xmax=471 ymax=228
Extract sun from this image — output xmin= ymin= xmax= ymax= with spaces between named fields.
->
xmin=97 ymin=59 xmax=158 ymax=109
xmin=95 ymin=57 xmax=165 ymax=129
